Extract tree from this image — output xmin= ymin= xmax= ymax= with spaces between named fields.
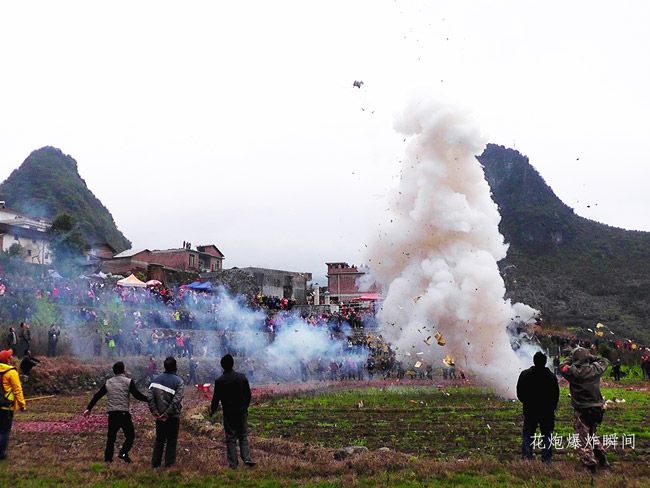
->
xmin=49 ymin=212 xmax=87 ymax=277
xmin=7 ymin=243 xmax=25 ymax=258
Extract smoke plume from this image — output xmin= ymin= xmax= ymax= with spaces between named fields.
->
xmin=366 ymin=97 xmax=537 ymax=396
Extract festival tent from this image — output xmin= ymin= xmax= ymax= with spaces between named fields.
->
xmin=116 ymin=274 xmax=147 ymax=288
xmin=183 ymin=281 xmax=213 ymax=291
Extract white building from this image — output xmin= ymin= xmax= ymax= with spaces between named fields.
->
xmin=0 ymin=202 xmax=53 ymax=264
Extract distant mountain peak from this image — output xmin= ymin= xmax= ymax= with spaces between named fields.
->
xmin=0 ymin=147 xmax=130 ymax=253
xmin=480 ymin=143 xmax=650 ymax=343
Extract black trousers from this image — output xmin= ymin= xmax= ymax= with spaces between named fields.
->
xmin=522 ymin=411 xmax=555 ymax=461
xmin=105 ymin=411 xmax=135 ymax=461
xmin=223 ymin=412 xmax=252 ymax=468
xmin=152 ymin=417 xmax=180 ymax=467
xmin=0 ymin=410 xmax=14 ymax=461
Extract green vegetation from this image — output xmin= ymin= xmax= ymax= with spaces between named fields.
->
xmin=245 ymin=385 xmax=649 ymax=461
xmin=49 ymin=212 xmax=87 ymax=277
xmin=3 ymin=382 xmax=650 ymax=487
xmin=0 ymin=146 xmax=130 ymax=252
xmin=480 ymin=144 xmax=650 ymax=343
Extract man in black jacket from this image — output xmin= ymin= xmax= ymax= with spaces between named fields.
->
xmin=516 ymin=351 xmax=560 ymax=462
xmin=6 ymin=327 xmax=17 ymax=355
xmin=84 ymin=361 xmax=148 ymax=463
xmin=148 ymin=356 xmax=184 ymax=468
xmin=211 ymin=354 xmax=256 ymax=469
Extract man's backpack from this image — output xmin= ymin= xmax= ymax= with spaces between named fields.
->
xmin=0 ymin=368 xmax=16 ymax=408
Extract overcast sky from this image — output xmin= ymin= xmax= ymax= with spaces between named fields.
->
xmin=1 ymin=1 xmax=648 ymax=284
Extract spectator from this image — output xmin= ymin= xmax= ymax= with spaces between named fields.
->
xmin=148 ymin=357 xmax=184 ymax=468
xmin=5 ymin=328 xmax=17 ymax=355
xmin=561 ymin=347 xmax=610 ymax=472
xmin=19 ymin=350 xmax=41 ymax=376
xmin=84 ymin=361 xmax=148 ymax=463
xmin=516 ymin=352 xmax=560 ymax=462
xmin=17 ymin=323 xmax=30 ymax=359
xmin=47 ymin=324 xmax=60 ymax=357
xmin=210 ymin=354 xmax=255 ymax=469
xmin=0 ymin=349 xmax=26 ymax=461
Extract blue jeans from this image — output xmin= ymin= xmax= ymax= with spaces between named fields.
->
xmin=522 ymin=412 xmax=554 ymax=461
xmin=0 ymin=410 xmax=14 ymax=460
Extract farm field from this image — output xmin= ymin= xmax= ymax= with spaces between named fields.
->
xmin=1 ymin=379 xmax=649 ymax=487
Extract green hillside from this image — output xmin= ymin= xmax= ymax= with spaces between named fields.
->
xmin=0 ymin=146 xmax=130 ymax=253
xmin=480 ymin=144 xmax=650 ymax=343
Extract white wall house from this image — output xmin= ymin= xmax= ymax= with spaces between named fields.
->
xmin=0 ymin=203 xmax=53 ymax=265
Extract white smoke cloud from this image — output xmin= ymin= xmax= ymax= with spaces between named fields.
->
xmin=366 ymin=96 xmax=538 ymax=396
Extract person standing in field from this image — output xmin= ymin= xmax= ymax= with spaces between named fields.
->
xmin=148 ymin=356 xmax=184 ymax=468
xmin=47 ymin=324 xmax=60 ymax=357
xmin=516 ymin=352 xmax=559 ymax=463
xmin=93 ymin=329 xmax=103 ymax=357
xmin=210 ymin=354 xmax=256 ymax=469
xmin=17 ymin=323 xmax=30 ymax=359
xmin=561 ymin=347 xmax=610 ymax=472
xmin=5 ymin=328 xmax=17 ymax=355
xmin=84 ymin=361 xmax=148 ymax=463
xmin=0 ymin=349 xmax=26 ymax=461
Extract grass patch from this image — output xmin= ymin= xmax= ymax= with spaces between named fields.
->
xmin=3 ymin=382 xmax=650 ymax=486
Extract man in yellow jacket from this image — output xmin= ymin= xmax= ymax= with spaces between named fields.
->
xmin=0 ymin=349 xmax=26 ymax=461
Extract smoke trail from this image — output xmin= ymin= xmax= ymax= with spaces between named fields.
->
xmin=366 ymin=96 xmax=537 ymax=396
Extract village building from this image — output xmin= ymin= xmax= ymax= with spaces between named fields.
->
xmin=0 ymin=203 xmax=53 ymax=265
xmin=102 ymin=244 xmax=225 ymax=280
xmin=87 ymin=242 xmax=117 ymax=261
xmin=326 ymin=262 xmax=381 ymax=304
xmin=235 ymin=267 xmax=312 ymax=303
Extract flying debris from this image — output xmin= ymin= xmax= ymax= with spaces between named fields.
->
xmin=353 ymin=80 xmax=364 ymax=88
xmin=442 ymin=355 xmax=455 ymax=367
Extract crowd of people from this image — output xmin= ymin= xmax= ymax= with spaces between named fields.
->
xmin=0 ymin=265 xmax=642 ymax=475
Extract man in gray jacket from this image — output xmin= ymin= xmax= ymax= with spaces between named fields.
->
xmin=561 ymin=347 xmax=610 ymax=472
xmin=84 ymin=361 xmax=148 ymax=463
xmin=148 ymin=356 xmax=184 ymax=468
